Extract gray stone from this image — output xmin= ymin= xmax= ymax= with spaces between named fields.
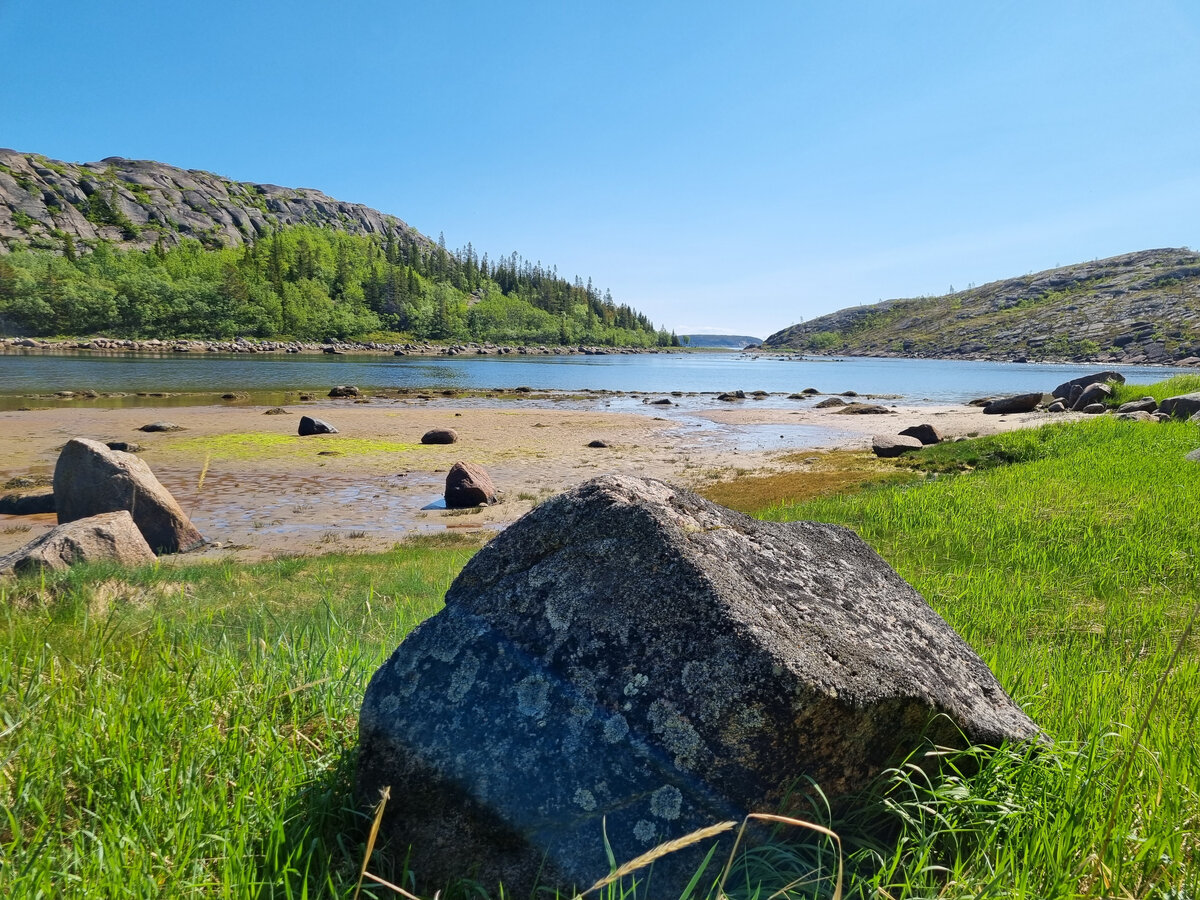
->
xmin=0 ymin=511 xmax=155 ymax=575
xmin=983 ymin=393 xmax=1044 ymax=415
xmin=1117 ymin=411 xmax=1156 ymax=422
xmin=53 ymin=438 xmax=204 ymax=553
xmin=1072 ymin=383 xmax=1112 ymax=411
xmin=1051 ymin=371 xmax=1125 ymax=400
xmin=814 ymin=396 xmax=847 ymax=408
xmin=1159 ymin=392 xmax=1200 ymax=420
xmin=898 ymin=423 xmax=943 ymax=445
xmin=105 ymin=441 xmax=143 ymax=452
xmin=0 ymin=492 xmax=55 ymax=515
xmin=445 ymin=461 xmax=496 ymax=508
xmin=137 ymin=421 xmax=183 ymax=432
xmin=1186 ymin=448 xmax=1200 ymax=463
xmin=1117 ymin=398 xmax=1157 ymax=414
xmin=357 ymin=475 xmax=1039 ymax=897
xmin=298 ymin=416 xmax=338 ymax=436
xmin=421 ymin=428 xmax=459 ymax=445
xmin=872 ymin=433 xmax=925 ymax=457
xmin=1081 ymin=403 xmax=1108 ymax=414
xmin=1047 ymin=401 xmax=1067 ymax=413
xmin=328 ymin=384 xmax=360 ymax=398
xmin=834 ymin=403 xmax=893 ymax=415
xmin=586 ymin=439 xmax=611 ymax=448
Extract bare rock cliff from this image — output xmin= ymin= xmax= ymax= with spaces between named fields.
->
xmin=0 ymin=149 xmax=429 ymax=254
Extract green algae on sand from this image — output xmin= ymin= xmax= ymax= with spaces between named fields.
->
xmin=162 ymin=431 xmax=425 ymax=461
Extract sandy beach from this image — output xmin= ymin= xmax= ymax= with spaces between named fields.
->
xmin=0 ymin=392 xmax=1075 ymax=562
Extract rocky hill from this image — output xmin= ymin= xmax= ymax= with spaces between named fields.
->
xmin=0 ymin=149 xmax=430 ymax=254
xmin=764 ymin=249 xmax=1200 ymax=365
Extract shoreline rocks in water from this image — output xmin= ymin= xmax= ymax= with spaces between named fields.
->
xmin=357 ymin=475 xmax=1039 ymax=897
xmin=0 ymin=336 xmax=669 ymax=358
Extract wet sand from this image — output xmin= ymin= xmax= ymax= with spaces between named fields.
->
xmin=0 ymin=393 xmax=1074 ymax=562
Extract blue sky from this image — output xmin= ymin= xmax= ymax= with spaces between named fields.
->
xmin=3 ymin=1 xmax=1198 ymax=338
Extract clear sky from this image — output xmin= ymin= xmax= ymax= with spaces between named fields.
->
xmin=3 ymin=1 xmax=1197 ymax=338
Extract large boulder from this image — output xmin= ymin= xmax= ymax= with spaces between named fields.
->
xmin=983 ymin=392 xmax=1044 ymax=414
xmin=357 ymin=475 xmax=1039 ymax=896
xmin=1072 ymin=382 xmax=1112 ymax=411
xmin=899 ymin=423 xmax=943 ymax=445
xmin=1051 ymin=371 xmax=1124 ymax=400
xmin=444 ymin=461 xmax=497 ymax=508
xmin=1159 ymin=392 xmax=1200 ymax=420
xmin=872 ymin=433 xmax=924 ymax=457
xmin=0 ymin=511 xmax=155 ymax=575
xmin=53 ymin=438 xmax=204 ymax=553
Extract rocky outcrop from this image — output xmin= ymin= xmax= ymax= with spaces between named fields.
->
xmin=1051 ymin=372 xmax=1125 ymax=399
xmin=1159 ymin=392 xmax=1200 ymax=420
xmin=53 ymin=438 xmax=204 ymax=553
xmin=0 ymin=149 xmax=430 ymax=256
xmin=357 ymin=475 xmax=1039 ymax=897
xmin=0 ymin=511 xmax=155 ymax=575
xmin=763 ymin=250 xmax=1200 ymax=365
xmin=444 ymin=462 xmax=496 ymax=508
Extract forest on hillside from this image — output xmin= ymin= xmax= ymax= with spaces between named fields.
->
xmin=0 ymin=225 xmax=676 ymax=346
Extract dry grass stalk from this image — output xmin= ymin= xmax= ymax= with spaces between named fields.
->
xmin=354 ymin=785 xmax=392 ymax=900
xmin=364 ymin=870 xmax=427 ymax=900
xmin=574 ymin=820 xmax=738 ymax=898
xmin=716 ymin=813 xmax=843 ymax=900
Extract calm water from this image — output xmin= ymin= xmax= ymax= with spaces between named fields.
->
xmin=0 ymin=351 xmax=1190 ymax=403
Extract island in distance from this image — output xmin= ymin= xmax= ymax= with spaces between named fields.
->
xmin=678 ymin=334 xmax=762 ymax=348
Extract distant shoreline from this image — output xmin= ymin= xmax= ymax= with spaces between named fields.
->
xmin=0 ymin=336 xmax=694 ymax=358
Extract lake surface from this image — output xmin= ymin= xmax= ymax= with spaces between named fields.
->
xmin=0 ymin=351 xmax=1190 ymax=403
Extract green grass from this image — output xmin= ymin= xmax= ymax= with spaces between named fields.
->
xmin=1110 ymin=373 xmax=1200 ymax=406
xmin=761 ymin=415 xmax=1200 ymax=897
xmin=3 ymin=408 xmax=1200 ymax=897
xmin=0 ymin=537 xmax=479 ymax=897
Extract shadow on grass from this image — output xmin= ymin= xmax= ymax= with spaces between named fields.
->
xmin=254 ymin=744 xmax=380 ymax=899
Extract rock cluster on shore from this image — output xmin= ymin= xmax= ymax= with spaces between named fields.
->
xmin=0 ymin=336 xmax=663 ymax=357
